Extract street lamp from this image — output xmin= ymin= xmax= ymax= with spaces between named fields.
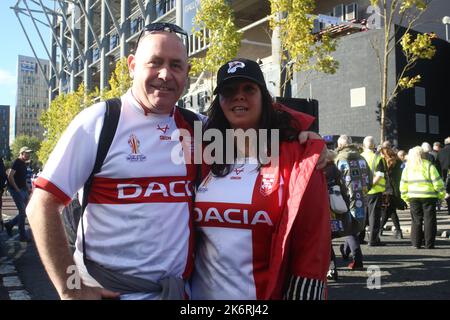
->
xmin=443 ymin=16 xmax=450 ymax=42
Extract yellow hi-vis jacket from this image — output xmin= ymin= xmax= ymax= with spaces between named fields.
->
xmin=400 ymin=159 xmax=445 ymax=203
xmin=361 ymin=149 xmax=386 ymax=195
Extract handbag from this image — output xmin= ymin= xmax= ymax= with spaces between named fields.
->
xmin=329 ymin=185 xmax=358 ymax=239
xmin=329 ymin=185 xmax=348 ymax=213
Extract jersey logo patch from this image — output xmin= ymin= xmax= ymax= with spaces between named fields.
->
xmin=157 ymin=124 xmax=171 ymax=140
xmin=230 ymin=167 xmax=244 ymax=180
xmin=194 ymin=207 xmax=273 ymax=226
xmin=260 ymin=174 xmax=275 ymax=196
xmin=127 ymin=134 xmax=147 ymax=162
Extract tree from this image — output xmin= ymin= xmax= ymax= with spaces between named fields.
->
xmin=189 ymin=0 xmax=242 ymax=92
xmin=101 ymin=57 xmax=132 ymax=100
xmin=38 ymin=83 xmax=96 ymax=164
xmin=38 ymin=59 xmax=132 ymax=165
xmin=269 ymin=0 xmax=339 ymax=96
xmin=369 ymin=0 xmax=436 ymax=142
xmin=11 ymin=135 xmax=42 ymax=170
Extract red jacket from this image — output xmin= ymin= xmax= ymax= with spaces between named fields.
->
xmin=263 ymin=139 xmax=330 ymax=299
xmin=265 ymin=104 xmax=330 ymax=299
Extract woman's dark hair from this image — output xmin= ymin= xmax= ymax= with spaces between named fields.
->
xmin=204 ymin=83 xmax=301 ymax=177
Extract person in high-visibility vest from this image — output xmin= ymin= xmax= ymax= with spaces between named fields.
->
xmin=400 ymin=146 xmax=445 ymax=249
xmin=361 ymin=136 xmax=386 ymax=246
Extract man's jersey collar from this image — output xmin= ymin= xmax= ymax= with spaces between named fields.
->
xmin=127 ymin=89 xmax=175 ymax=117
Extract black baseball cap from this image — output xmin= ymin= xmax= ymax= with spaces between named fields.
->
xmin=213 ymin=58 xmax=267 ymax=95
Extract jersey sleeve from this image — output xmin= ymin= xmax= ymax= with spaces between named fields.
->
xmin=284 ymin=169 xmax=331 ymax=300
xmin=35 ymin=102 xmax=107 ymax=206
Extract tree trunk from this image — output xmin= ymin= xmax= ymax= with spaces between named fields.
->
xmin=381 ymin=8 xmax=390 ymax=145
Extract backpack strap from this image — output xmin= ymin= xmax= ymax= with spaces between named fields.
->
xmin=81 ymin=98 xmax=122 ymax=263
xmin=176 ymin=106 xmax=203 ymax=189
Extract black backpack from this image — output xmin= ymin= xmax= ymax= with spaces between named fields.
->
xmin=62 ymin=98 xmax=201 ymax=253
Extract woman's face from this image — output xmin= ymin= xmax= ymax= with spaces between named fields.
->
xmin=218 ymin=80 xmax=263 ymax=130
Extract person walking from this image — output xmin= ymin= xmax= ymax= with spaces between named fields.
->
xmin=361 ymin=136 xmax=387 ymax=246
xmin=380 ymin=146 xmax=404 ymax=239
xmin=0 ymin=157 xmax=7 ymax=231
xmin=324 ymin=149 xmax=349 ymax=280
xmin=400 ymin=146 xmax=445 ymax=249
xmin=335 ymin=135 xmax=371 ymax=269
xmin=5 ymin=147 xmax=33 ymax=242
xmin=437 ymin=137 xmax=450 ymax=215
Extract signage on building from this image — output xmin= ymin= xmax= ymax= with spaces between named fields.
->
xmin=21 ymin=61 xmax=36 ymax=73
xmin=317 ymin=14 xmax=341 ymax=25
xmin=183 ymin=0 xmax=200 ymax=35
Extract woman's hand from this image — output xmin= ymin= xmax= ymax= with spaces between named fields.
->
xmin=298 ymin=131 xmax=327 ymax=170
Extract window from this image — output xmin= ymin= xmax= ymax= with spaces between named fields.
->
xmin=415 ymin=86 xmax=426 ymax=106
xmin=350 ymin=87 xmax=366 ymax=108
xmin=415 ymin=113 xmax=426 ymax=133
xmin=429 ymin=115 xmax=439 ymax=134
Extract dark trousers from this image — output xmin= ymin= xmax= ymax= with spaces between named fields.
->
xmin=381 ymin=195 xmax=401 ymax=231
xmin=343 ymin=234 xmax=363 ymax=262
xmin=329 ymin=245 xmax=336 ymax=271
xmin=7 ymin=188 xmax=29 ymax=238
xmin=446 ymin=175 xmax=450 ymax=215
xmin=409 ymin=198 xmax=437 ymax=248
xmin=367 ymin=193 xmax=383 ymax=245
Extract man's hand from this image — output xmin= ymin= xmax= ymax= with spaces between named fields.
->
xmin=298 ymin=131 xmax=327 ymax=170
xmin=61 ymin=285 xmax=120 ymax=300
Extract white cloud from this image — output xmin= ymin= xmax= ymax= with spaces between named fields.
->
xmin=0 ymin=69 xmax=15 ymax=84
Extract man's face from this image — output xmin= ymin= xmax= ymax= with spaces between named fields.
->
xmin=21 ymin=152 xmax=30 ymax=161
xmin=128 ymin=32 xmax=189 ymax=114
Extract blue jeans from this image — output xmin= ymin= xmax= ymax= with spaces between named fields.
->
xmin=8 ymin=188 xmax=29 ymax=238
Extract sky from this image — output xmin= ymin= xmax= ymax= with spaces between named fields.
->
xmin=0 ymin=0 xmax=51 ymax=143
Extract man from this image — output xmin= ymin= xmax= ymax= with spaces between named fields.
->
xmin=430 ymin=142 xmax=441 ymax=160
xmin=335 ymin=135 xmax=371 ymax=269
xmin=361 ymin=136 xmax=386 ymax=246
xmin=397 ymin=150 xmax=407 ymax=164
xmin=27 ymin=26 xmax=194 ymax=300
xmin=5 ymin=147 xmax=33 ymax=242
xmin=437 ymin=137 xmax=450 ymax=215
xmin=26 ymin=23 xmax=327 ymax=300
xmin=0 ymin=157 xmax=7 ymax=230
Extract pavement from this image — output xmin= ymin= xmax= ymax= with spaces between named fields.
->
xmin=329 ymin=207 xmax=450 ymax=299
xmin=1 ymin=194 xmax=58 ymax=300
xmin=1 ymin=194 xmax=450 ymax=300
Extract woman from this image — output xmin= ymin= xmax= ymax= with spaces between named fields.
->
xmin=400 ymin=146 xmax=445 ymax=249
xmin=380 ymin=146 xmax=405 ymax=239
xmin=324 ymin=149 xmax=352 ymax=280
xmin=190 ymin=59 xmax=330 ymax=300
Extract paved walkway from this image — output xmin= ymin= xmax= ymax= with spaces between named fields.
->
xmin=329 ymin=208 xmax=450 ymax=299
xmin=1 ymin=194 xmax=450 ymax=300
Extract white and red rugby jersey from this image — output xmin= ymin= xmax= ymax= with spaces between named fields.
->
xmin=191 ymin=159 xmax=285 ymax=300
xmin=35 ymin=90 xmax=196 ymax=299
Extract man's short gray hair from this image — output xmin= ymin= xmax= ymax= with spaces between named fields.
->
xmin=445 ymin=137 xmax=450 ymax=145
xmin=363 ymin=136 xmax=375 ymax=149
xmin=337 ymin=135 xmax=352 ymax=148
xmin=421 ymin=142 xmax=432 ymax=153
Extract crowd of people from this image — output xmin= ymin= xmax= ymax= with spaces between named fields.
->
xmin=0 ymin=22 xmax=449 ymax=300
xmin=325 ymin=135 xmax=448 ymax=280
